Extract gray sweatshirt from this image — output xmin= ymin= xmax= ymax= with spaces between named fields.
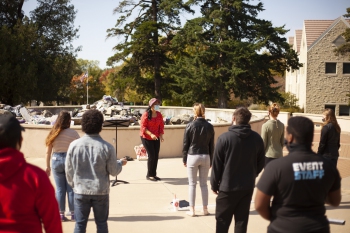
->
xmin=66 ymin=134 xmax=122 ymax=195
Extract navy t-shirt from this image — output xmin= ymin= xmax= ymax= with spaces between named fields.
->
xmin=257 ymin=145 xmax=341 ymax=233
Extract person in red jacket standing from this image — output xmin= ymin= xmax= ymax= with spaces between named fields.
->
xmin=0 ymin=115 xmax=62 ymax=233
xmin=139 ymin=98 xmax=165 ymax=181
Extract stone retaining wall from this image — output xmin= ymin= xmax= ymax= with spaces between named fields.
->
xmin=21 ymin=107 xmax=266 ymax=159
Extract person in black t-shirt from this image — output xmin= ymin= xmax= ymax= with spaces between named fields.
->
xmin=255 ymin=116 xmax=341 ymax=233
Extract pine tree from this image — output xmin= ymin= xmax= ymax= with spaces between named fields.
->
xmin=106 ymin=0 xmax=193 ymax=101
xmin=334 ymin=7 xmax=350 ymax=60
xmin=168 ymin=0 xmax=301 ymax=107
xmin=0 ymin=0 xmax=79 ymax=105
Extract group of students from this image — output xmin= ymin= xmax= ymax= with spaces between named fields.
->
xmin=0 ymin=109 xmax=127 ymax=233
xmin=177 ymin=102 xmax=341 ymax=233
xmin=0 ymin=98 xmax=342 ymax=233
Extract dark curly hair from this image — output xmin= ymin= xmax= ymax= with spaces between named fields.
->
xmin=81 ymin=110 xmax=104 ymax=134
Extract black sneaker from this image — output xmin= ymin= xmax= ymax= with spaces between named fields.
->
xmin=154 ymin=176 xmax=161 ymax=181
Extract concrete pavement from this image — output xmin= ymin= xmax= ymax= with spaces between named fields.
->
xmin=27 ymin=156 xmax=350 ymax=233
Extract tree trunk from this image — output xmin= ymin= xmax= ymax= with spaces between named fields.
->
xmin=217 ymin=89 xmax=227 ymax=108
xmin=152 ymin=0 xmax=161 ymax=101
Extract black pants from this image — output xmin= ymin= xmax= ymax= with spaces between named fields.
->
xmin=141 ymin=136 xmax=160 ymax=177
xmin=215 ymin=190 xmax=254 ymax=233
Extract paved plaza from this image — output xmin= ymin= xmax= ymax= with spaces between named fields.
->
xmin=27 ymin=158 xmax=350 ymax=233
xmin=24 ymin=129 xmax=350 ymax=233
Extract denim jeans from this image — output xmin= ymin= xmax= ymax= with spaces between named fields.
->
xmin=74 ymin=194 xmax=109 ymax=233
xmin=51 ymin=152 xmax=74 ymax=213
xmin=187 ymin=154 xmax=210 ymax=207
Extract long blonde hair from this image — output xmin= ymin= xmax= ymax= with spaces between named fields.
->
xmin=193 ymin=103 xmax=205 ymax=120
xmin=45 ymin=111 xmax=71 ymax=146
xmin=323 ymin=108 xmax=341 ymax=133
xmin=269 ymin=103 xmax=280 ymax=118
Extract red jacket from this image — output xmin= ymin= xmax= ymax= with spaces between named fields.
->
xmin=0 ymin=148 xmax=62 ymax=233
xmin=139 ymin=111 xmax=164 ymax=140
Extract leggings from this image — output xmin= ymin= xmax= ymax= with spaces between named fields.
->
xmin=187 ymin=154 xmax=210 ymax=207
xmin=141 ymin=136 xmax=160 ymax=177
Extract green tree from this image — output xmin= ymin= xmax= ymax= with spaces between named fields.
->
xmin=0 ymin=0 xmax=79 ymax=106
xmin=63 ymin=59 xmax=104 ymax=105
xmin=280 ymin=92 xmax=298 ymax=108
xmin=168 ymin=0 xmax=301 ymax=107
xmin=106 ymin=0 xmax=193 ymax=101
xmin=334 ymin=7 xmax=350 ymax=59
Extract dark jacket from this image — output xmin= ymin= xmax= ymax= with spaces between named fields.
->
xmin=182 ymin=118 xmax=215 ymax=165
xmin=210 ymin=124 xmax=265 ymax=192
xmin=317 ymin=123 xmax=341 ymax=158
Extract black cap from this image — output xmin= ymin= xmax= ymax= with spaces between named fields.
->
xmin=0 ymin=115 xmax=25 ymax=149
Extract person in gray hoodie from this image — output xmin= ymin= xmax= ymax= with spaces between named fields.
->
xmin=261 ymin=103 xmax=285 ymax=167
xmin=65 ymin=110 xmax=127 ymax=233
xmin=211 ymin=107 xmax=265 ymax=233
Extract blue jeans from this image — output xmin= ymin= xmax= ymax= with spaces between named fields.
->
xmin=74 ymin=194 xmax=109 ymax=233
xmin=51 ymin=152 xmax=74 ymax=213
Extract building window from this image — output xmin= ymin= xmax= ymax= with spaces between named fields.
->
xmin=333 ymin=35 xmax=346 ymax=47
xmin=343 ymin=63 xmax=350 ymax=74
xmin=325 ymin=63 xmax=336 ymax=74
xmin=325 ymin=105 xmax=336 ymax=113
xmin=339 ymin=105 xmax=350 ymax=116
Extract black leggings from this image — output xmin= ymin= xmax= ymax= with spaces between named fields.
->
xmin=141 ymin=136 xmax=160 ymax=177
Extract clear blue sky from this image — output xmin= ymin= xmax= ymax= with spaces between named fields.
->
xmin=22 ymin=0 xmax=349 ymax=69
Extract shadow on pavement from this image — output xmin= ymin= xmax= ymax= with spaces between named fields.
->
xmin=249 ymin=210 xmax=260 ymax=215
xmin=326 ymin=204 xmax=350 ymax=210
xmin=161 ymin=177 xmax=188 ymax=185
xmin=108 ymin=215 xmax=185 ymax=222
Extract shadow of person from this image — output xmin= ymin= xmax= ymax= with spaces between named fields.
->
xmin=161 ymin=177 xmax=188 ymax=186
xmin=108 ymin=215 xmax=184 ymax=222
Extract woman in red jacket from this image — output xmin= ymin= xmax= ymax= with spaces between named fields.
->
xmin=139 ymin=98 xmax=165 ymax=181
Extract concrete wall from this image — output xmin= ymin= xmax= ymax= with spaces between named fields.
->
xmin=292 ymin=113 xmax=350 ymax=132
xmin=21 ymin=108 xmax=266 ymax=159
xmin=306 ymin=20 xmax=350 ymax=114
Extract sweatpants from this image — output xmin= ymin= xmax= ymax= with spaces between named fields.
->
xmin=215 ymin=189 xmax=254 ymax=233
xmin=186 ymin=154 xmax=210 ymax=207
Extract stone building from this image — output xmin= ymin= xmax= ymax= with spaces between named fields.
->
xmin=286 ymin=17 xmax=350 ymax=116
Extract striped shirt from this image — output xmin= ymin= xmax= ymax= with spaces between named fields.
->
xmin=50 ymin=128 xmax=80 ymax=153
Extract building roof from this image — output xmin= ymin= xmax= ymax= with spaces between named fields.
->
xmin=308 ymin=17 xmax=350 ymax=51
xmin=304 ymin=20 xmax=334 ymax=48
xmin=295 ymin=30 xmax=303 ymax=52
xmin=288 ymin=36 xmax=294 ymax=46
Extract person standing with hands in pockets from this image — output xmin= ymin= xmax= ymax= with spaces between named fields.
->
xmin=140 ymin=98 xmax=165 ymax=181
